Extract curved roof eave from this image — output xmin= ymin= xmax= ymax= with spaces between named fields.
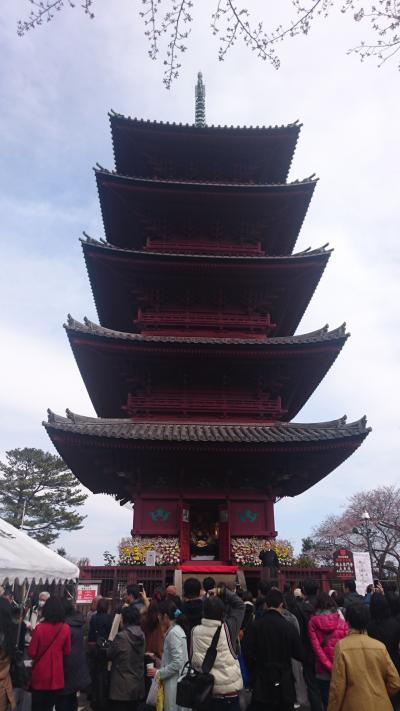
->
xmin=108 ymin=110 xmax=302 ymax=134
xmin=44 ymin=408 xmax=371 ymax=443
xmin=81 ymin=234 xmax=333 ymax=263
xmin=94 ymin=166 xmax=318 ymax=191
xmin=64 ymin=315 xmax=348 ymax=348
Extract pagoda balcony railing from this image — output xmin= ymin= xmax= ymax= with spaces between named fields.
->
xmin=144 ymin=238 xmax=265 ymax=256
xmin=124 ymin=392 xmax=286 ymax=419
xmin=134 ymin=308 xmax=276 ymax=333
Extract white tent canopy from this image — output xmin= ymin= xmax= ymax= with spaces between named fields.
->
xmin=0 ymin=517 xmax=79 ymax=584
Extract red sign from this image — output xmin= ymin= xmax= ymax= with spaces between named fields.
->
xmin=333 ymin=548 xmax=355 ymax=579
xmin=76 ymin=584 xmax=99 ymax=603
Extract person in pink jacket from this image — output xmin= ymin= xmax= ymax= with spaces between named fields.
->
xmin=308 ymin=592 xmax=348 ymax=710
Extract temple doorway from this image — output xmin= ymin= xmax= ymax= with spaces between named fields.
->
xmin=190 ymin=502 xmax=219 ymax=560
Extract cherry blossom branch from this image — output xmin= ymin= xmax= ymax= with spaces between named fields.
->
xmin=17 ymin=0 xmax=94 ymax=37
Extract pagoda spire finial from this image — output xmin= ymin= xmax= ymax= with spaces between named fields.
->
xmin=195 ymin=71 xmax=206 ymax=127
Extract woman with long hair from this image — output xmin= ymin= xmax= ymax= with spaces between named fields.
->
xmin=28 ymin=596 xmax=71 ymax=711
xmin=0 ymin=602 xmax=16 ymax=711
xmin=141 ymin=600 xmax=163 ymax=662
xmin=55 ymin=598 xmax=91 ymax=711
xmin=308 ymin=592 xmax=348 ymax=710
xmin=87 ymin=597 xmax=112 ymax=711
xmin=147 ymin=599 xmax=188 ymax=711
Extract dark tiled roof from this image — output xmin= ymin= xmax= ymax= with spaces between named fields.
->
xmin=95 ymin=166 xmax=317 ymax=190
xmin=109 ymin=111 xmax=302 ymax=134
xmin=81 ymin=234 xmax=332 ymax=263
xmin=44 ymin=409 xmax=370 ymax=444
xmin=65 ymin=316 xmax=347 ymax=347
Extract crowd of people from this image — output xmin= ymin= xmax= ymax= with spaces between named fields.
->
xmin=0 ymin=576 xmax=400 ymax=711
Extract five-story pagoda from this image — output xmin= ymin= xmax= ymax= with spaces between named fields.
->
xmin=45 ymin=74 xmax=370 ymax=566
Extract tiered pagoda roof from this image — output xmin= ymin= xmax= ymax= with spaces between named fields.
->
xmin=45 ymin=88 xmax=369 ymax=503
xmin=45 ymin=410 xmax=370 ymax=498
xmin=109 ymin=111 xmax=301 ymax=183
xmin=95 ymin=168 xmax=317 ymax=254
xmin=82 ymin=236 xmax=331 ymax=336
xmin=65 ymin=316 xmax=347 ymax=421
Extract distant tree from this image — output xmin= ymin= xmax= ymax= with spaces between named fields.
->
xmin=0 ymin=448 xmax=87 ymax=546
xmin=294 ymin=536 xmax=318 ymax=567
xmin=56 ymin=547 xmax=67 ymax=557
xmin=308 ymin=485 xmax=400 ymax=580
xmin=77 ymin=556 xmax=90 ymax=567
xmin=17 ymin=1 xmax=400 ymax=88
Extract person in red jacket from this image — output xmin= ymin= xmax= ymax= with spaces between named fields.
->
xmin=308 ymin=593 xmax=348 ymax=710
xmin=28 ymin=596 xmax=71 ymax=711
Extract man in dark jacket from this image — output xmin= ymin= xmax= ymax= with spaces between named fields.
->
xmin=243 ymin=588 xmax=304 ymax=711
xmin=258 ymin=541 xmax=280 ymax=574
xmin=107 ymin=605 xmax=145 ymax=709
xmin=296 ymin=581 xmax=323 ymax=711
xmin=182 ymin=578 xmax=203 ymax=639
xmin=126 ymin=584 xmax=147 ymax=614
xmin=343 ymin=579 xmax=364 ymax=609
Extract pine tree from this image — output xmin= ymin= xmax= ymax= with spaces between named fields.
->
xmin=0 ymin=448 xmax=87 ymax=545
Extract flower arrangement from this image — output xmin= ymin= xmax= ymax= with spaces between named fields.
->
xmin=231 ymin=537 xmax=295 ymax=567
xmin=118 ymin=536 xmax=180 ymax=566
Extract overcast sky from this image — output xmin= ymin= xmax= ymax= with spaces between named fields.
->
xmin=0 ymin=1 xmax=399 ymax=563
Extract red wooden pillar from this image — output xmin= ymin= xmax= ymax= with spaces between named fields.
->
xmin=265 ymin=498 xmax=276 ymax=536
xmin=180 ymin=503 xmax=190 ymax=562
xmin=219 ymin=503 xmax=230 ymax=563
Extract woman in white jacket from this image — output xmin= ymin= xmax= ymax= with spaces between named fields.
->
xmin=191 ymin=592 xmax=244 ymax=711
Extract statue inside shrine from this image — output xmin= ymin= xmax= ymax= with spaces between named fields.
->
xmin=190 ymin=509 xmax=219 ymax=559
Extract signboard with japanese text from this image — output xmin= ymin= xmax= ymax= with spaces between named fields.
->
xmin=76 ymin=583 xmax=99 ymax=603
xmin=333 ymin=548 xmax=355 ymax=579
xmin=353 ymin=551 xmax=373 ymax=594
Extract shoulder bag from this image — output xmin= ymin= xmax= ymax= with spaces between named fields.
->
xmin=176 ymin=624 xmax=222 ymax=711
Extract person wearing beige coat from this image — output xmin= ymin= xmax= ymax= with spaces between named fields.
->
xmin=328 ymin=604 xmax=400 ymax=711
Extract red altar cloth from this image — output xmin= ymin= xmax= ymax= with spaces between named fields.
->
xmin=177 ymin=564 xmax=238 ymax=573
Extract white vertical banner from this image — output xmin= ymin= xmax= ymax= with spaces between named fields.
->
xmin=352 ymin=551 xmax=373 ymax=594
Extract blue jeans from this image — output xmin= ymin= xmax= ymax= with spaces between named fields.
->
xmin=317 ymin=678 xmax=330 ymax=710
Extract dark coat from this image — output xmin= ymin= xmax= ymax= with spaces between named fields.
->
xmin=182 ymin=599 xmax=203 ymax=637
xmin=259 ymin=549 xmax=280 ymax=569
xmin=243 ymin=609 xmax=304 ymax=706
xmin=62 ymin=612 xmax=91 ymax=695
xmin=88 ymin=612 xmax=112 ymax=643
xmin=107 ymin=625 xmax=145 ymax=701
xmin=367 ymin=617 xmax=400 ymax=671
xmin=343 ymin=591 xmax=364 ymax=609
xmin=296 ymin=597 xmax=317 ymax=665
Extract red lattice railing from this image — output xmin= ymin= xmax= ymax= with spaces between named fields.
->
xmin=124 ymin=392 xmax=286 ymax=420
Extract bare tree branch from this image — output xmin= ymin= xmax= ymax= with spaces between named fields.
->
xmin=17 ymin=0 xmax=400 ymax=85
xmin=17 ymin=0 xmax=94 ymax=37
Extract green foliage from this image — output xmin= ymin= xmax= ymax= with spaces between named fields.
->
xmin=0 ymin=448 xmax=87 ymax=546
xmin=295 ymin=554 xmax=317 ymax=568
xmin=301 ymin=536 xmax=314 ymax=553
